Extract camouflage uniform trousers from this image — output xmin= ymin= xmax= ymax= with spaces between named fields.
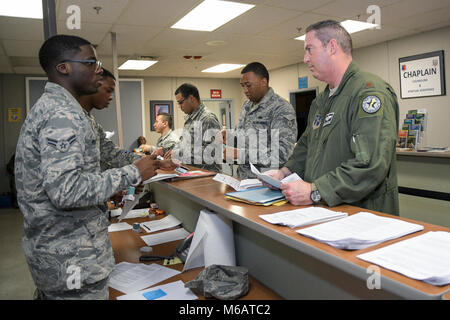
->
xmin=33 ymin=278 xmax=109 ymax=300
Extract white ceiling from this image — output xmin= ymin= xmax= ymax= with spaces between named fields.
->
xmin=0 ymin=0 xmax=449 ymax=78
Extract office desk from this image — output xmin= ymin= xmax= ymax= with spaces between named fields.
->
xmin=108 ymin=216 xmax=282 ymax=300
xmin=149 ymin=173 xmax=450 ymax=300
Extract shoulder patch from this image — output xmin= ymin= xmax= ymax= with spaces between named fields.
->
xmin=47 ymin=134 xmax=77 ymax=152
xmin=361 ymin=95 xmax=381 ymax=114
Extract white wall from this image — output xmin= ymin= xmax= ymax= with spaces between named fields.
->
xmin=269 ymin=25 xmax=450 ymax=148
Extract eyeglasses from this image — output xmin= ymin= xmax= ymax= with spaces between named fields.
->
xmin=59 ymin=59 xmax=103 ymax=72
xmin=177 ymin=98 xmax=186 ymax=105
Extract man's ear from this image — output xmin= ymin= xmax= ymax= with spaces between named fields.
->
xmin=328 ymin=38 xmax=338 ymax=55
xmin=261 ymin=77 xmax=268 ymax=87
xmin=55 ymin=62 xmax=70 ymax=75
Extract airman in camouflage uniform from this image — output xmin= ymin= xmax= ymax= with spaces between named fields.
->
xmin=15 ymin=35 xmax=166 ymax=299
xmin=80 ymin=69 xmax=142 ymax=171
xmin=152 ymin=129 xmax=179 ymax=155
xmin=140 ymin=113 xmax=179 ymax=156
xmin=223 ymin=62 xmax=297 ymax=179
xmin=171 ymin=83 xmax=221 ymax=173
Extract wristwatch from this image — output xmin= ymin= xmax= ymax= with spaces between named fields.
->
xmin=310 ymin=183 xmax=322 ymax=204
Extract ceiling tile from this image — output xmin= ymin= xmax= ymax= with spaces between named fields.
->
xmin=312 ymin=0 xmax=403 ymax=20
xmin=265 ymin=0 xmax=335 ymax=12
xmin=0 ymin=17 xmax=44 ymax=41
xmin=380 ymin=0 xmax=450 ymax=24
xmin=259 ymin=12 xmax=336 ymax=39
xmin=2 ymin=40 xmax=42 ymax=57
xmin=57 ymin=21 xmax=112 ymax=45
xmin=97 ymin=25 xmax=164 ymax=57
xmin=216 ymin=4 xmax=302 ymax=36
xmin=116 ymin=0 xmax=200 ymax=27
xmin=57 ymin=0 xmax=130 ymax=24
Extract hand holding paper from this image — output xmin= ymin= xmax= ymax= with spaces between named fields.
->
xmin=250 ymin=163 xmax=302 ymax=190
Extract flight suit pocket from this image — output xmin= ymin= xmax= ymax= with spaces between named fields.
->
xmin=351 ymin=134 xmax=370 ymax=167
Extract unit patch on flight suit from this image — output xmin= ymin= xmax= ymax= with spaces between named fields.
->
xmin=361 ymin=96 xmax=381 ymax=114
xmin=312 ymin=114 xmax=322 ymax=130
xmin=323 ymin=112 xmax=335 ymax=127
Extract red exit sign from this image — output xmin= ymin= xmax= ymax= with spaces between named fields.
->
xmin=210 ymin=89 xmax=222 ymax=98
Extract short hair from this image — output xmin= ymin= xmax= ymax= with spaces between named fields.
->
xmin=101 ymin=68 xmax=116 ymax=81
xmin=241 ymin=62 xmax=269 ymax=82
xmin=306 ymin=20 xmax=353 ymax=54
xmin=39 ymin=34 xmax=91 ymax=73
xmin=157 ymin=112 xmax=173 ymax=128
xmin=175 ymin=83 xmax=200 ymax=101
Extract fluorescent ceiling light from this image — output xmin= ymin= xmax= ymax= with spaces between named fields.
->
xmin=202 ymin=63 xmax=245 ymax=73
xmin=118 ymin=60 xmax=158 ymax=70
xmin=295 ymin=20 xmax=378 ymax=41
xmin=171 ymin=0 xmax=255 ymax=32
xmin=0 ymin=0 xmax=43 ymax=19
xmin=340 ymin=20 xmax=379 ymax=33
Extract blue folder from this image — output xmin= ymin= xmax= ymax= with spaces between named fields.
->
xmin=225 ymin=187 xmax=285 ymax=204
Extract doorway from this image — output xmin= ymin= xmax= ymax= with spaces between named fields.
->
xmin=289 ymin=87 xmax=318 ymax=140
xmin=202 ymin=99 xmax=235 ymax=129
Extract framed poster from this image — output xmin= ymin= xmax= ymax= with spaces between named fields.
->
xmin=150 ymin=100 xmax=174 ymax=131
xmin=399 ymin=50 xmax=446 ymax=99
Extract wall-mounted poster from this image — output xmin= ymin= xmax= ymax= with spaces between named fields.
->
xmin=150 ymin=100 xmax=173 ymax=131
xmin=399 ymin=50 xmax=445 ymax=99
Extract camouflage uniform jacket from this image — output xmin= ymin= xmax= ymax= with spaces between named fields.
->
xmin=235 ymin=88 xmax=297 ymax=179
xmin=150 ymin=129 xmax=179 ymax=154
xmin=89 ymin=115 xmax=141 ymax=171
xmin=173 ymin=103 xmax=221 ymax=172
xmin=15 ymin=82 xmax=142 ymax=293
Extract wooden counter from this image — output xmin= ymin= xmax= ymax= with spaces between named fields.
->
xmin=149 ymin=170 xmax=450 ymax=299
xmin=108 ymin=216 xmax=282 ymax=300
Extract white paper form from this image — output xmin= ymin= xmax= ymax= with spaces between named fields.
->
xmin=183 ymin=209 xmax=235 ymax=272
xmin=213 ymin=173 xmax=262 ymax=191
xmin=250 ymin=163 xmax=302 ymax=189
xmin=141 ymin=228 xmax=190 ymax=246
xmin=357 ymin=231 xmax=450 ymax=286
xmin=108 ymin=262 xmax=180 ymax=294
xmin=108 ymin=222 xmax=132 ymax=232
xmin=260 ymin=207 xmax=347 ymax=229
xmin=116 ymin=280 xmax=197 ymax=300
xmin=296 ymin=212 xmax=424 ymax=250
xmin=141 ymin=214 xmax=182 ymax=233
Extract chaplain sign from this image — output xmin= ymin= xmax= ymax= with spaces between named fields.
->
xmin=399 ymin=50 xmax=445 ymax=99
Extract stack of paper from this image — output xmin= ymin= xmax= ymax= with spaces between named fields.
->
xmin=357 ymin=231 xmax=450 ymax=286
xmin=117 ymin=280 xmax=197 ymax=300
xmin=141 ymin=228 xmax=190 ymax=246
xmin=250 ymin=163 xmax=302 ymax=189
xmin=108 ymin=262 xmax=180 ymax=294
xmin=108 ymin=222 xmax=132 ymax=232
xmin=213 ymin=173 xmax=262 ymax=191
xmin=111 ymin=208 xmax=149 ymax=219
xmin=260 ymin=207 xmax=347 ymax=228
xmin=296 ymin=212 xmax=424 ymax=250
xmin=143 ymin=173 xmax=179 ymax=184
xmin=225 ymin=187 xmax=286 ymax=206
xmin=141 ymin=214 xmax=181 ymax=233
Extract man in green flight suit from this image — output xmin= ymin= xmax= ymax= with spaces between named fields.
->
xmin=265 ymin=20 xmax=400 ymax=215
